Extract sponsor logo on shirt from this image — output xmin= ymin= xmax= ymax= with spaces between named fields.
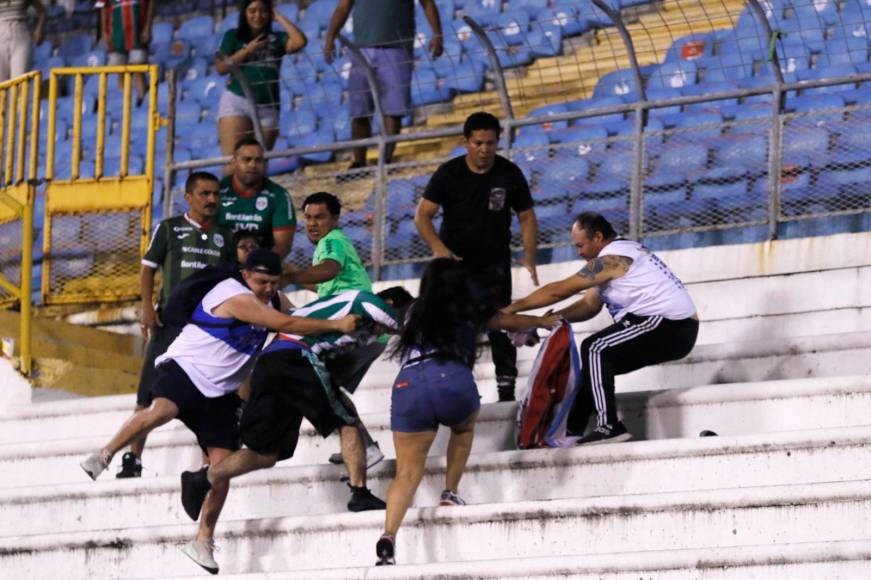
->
xmin=221 ymin=199 xmax=235 ymax=207
xmin=224 ymin=212 xmax=264 ymax=223
xmin=181 ymin=246 xmax=222 ymax=257
xmin=180 ymin=260 xmax=209 ymax=269
xmin=214 ymin=234 xmax=225 ymax=248
xmin=176 ymin=233 xmax=190 ymax=240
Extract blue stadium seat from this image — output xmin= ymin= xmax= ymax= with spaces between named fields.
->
xmin=103 ymin=155 xmax=145 ymax=177
xmin=69 ymin=48 xmax=106 ymax=69
xmin=495 ymin=11 xmax=530 ymax=46
xmin=175 ymin=101 xmax=202 ymax=128
xmin=647 ymin=143 xmax=708 ymax=190
xmin=59 ymin=34 xmax=92 ymax=61
xmin=464 ymin=0 xmax=503 ymax=27
xmin=684 ymin=83 xmax=739 ymax=112
xmin=783 ymin=127 xmax=831 ymax=165
xmin=443 ymin=60 xmax=485 ymax=93
xmin=51 ymin=242 xmax=94 ymax=279
xmin=181 ymin=57 xmax=209 ymax=82
xmin=293 ymin=131 xmax=336 ymax=164
xmin=528 ymin=23 xmax=562 ymax=58
xmin=188 ymin=124 xmax=217 ymax=151
xmin=282 ymin=109 xmax=318 ymax=138
xmin=218 ymin=11 xmax=239 ymax=35
xmin=665 ymin=32 xmax=715 ymax=63
xmin=572 ymin=0 xmax=612 ymax=28
xmin=188 ymin=75 xmax=224 ymax=109
xmin=534 ymin=6 xmax=590 ymax=37
xmin=593 ymin=68 xmax=640 ymax=100
xmin=527 ymin=103 xmax=570 ymax=131
xmin=647 ymin=60 xmax=698 ymax=91
xmin=411 ymin=66 xmax=449 ymax=106
xmin=151 ymin=22 xmax=174 ymax=46
xmin=567 ymin=96 xmax=625 ymax=126
xmin=513 ymin=131 xmax=550 ymax=149
xmin=696 ymin=53 xmax=753 ymax=83
xmin=788 ymin=94 xmax=846 ymax=125
xmin=675 ymin=111 xmax=723 ymax=140
xmin=82 ymin=213 xmax=131 ymax=252
xmin=32 ymin=41 xmax=52 ymax=67
xmin=177 ymin=15 xmax=214 ymax=44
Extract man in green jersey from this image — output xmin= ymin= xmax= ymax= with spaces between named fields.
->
xmin=282 ymin=191 xmax=389 ymax=466
xmin=180 ymin=288 xmax=406 ymax=520
xmin=118 ymin=171 xmax=235 ymax=478
xmin=218 ymin=137 xmax=296 ymax=259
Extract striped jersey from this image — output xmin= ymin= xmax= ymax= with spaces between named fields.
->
xmin=156 ymin=278 xmax=273 ymax=397
xmin=107 ymin=0 xmax=148 ymax=52
xmin=266 ymin=290 xmax=398 ymax=356
xmin=596 ymin=240 xmax=696 ymax=322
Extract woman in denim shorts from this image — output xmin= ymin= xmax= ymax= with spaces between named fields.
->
xmin=374 ymin=258 xmax=559 ymax=565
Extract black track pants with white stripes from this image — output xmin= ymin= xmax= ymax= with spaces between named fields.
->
xmin=567 ymin=314 xmax=699 ymax=433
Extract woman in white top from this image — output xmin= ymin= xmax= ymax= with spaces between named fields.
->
xmin=504 ymin=212 xmax=699 ymax=445
xmin=0 ymin=0 xmax=46 ymax=82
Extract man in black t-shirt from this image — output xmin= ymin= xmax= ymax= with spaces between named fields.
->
xmin=415 ymin=112 xmax=539 ymax=401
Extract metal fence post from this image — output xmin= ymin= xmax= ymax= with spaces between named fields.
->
xmin=747 ymin=0 xmax=786 ymax=240
xmin=219 ymin=53 xmax=266 ymax=147
xmin=163 ymin=70 xmax=177 ymax=222
xmin=463 ymin=16 xmax=516 ymax=150
xmin=338 ymin=34 xmax=388 ymax=280
xmin=591 ymin=0 xmax=648 ymax=239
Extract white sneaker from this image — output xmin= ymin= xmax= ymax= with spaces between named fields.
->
xmin=366 ymin=443 xmax=385 ymax=469
xmin=181 ymin=539 xmax=219 ymax=575
xmin=80 ymin=452 xmax=109 ymax=481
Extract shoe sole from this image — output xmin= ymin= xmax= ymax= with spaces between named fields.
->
xmin=577 ymin=432 xmax=633 ymax=446
xmin=79 ymin=460 xmax=102 ymax=481
xmin=180 ymin=545 xmax=219 ymax=575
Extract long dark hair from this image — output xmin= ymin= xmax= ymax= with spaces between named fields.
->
xmin=237 ymin=0 xmax=274 ymax=43
xmin=391 ymin=259 xmax=497 ymax=365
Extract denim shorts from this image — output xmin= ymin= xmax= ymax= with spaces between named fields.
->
xmin=348 ymin=47 xmax=413 ymax=118
xmin=390 ymin=358 xmax=481 ymax=432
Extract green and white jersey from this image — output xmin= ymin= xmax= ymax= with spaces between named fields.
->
xmin=219 ymin=28 xmax=288 ymax=107
xmin=142 ymin=214 xmax=235 ymax=308
xmin=267 ymin=290 xmax=398 ymax=356
xmin=217 ymin=176 xmax=297 ymax=248
xmin=313 ymin=228 xmax=372 ymax=298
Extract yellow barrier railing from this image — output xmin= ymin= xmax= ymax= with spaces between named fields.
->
xmin=43 ymin=65 xmax=159 ymax=305
xmin=0 ymin=71 xmax=40 ymax=376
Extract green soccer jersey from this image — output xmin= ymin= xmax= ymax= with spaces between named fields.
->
xmin=217 ymin=176 xmax=296 ymax=248
xmin=108 ymin=0 xmax=147 ymax=53
xmin=219 ymin=28 xmax=288 ymax=107
xmin=276 ymin=290 xmax=398 ymax=355
xmin=142 ymin=215 xmax=235 ymax=308
xmin=313 ymin=228 xmax=372 ymax=298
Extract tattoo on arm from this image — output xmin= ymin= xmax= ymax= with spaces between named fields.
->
xmin=577 ymin=255 xmax=633 ymax=280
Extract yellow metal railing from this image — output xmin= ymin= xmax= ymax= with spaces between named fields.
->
xmin=43 ymin=65 xmax=159 ymax=305
xmin=0 ymin=71 xmax=40 ymax=376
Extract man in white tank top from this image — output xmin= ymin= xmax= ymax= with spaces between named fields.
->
xmin=505 ymin=212 xmax=699 ymax=445
xmin=79 ymin=250 xmax=358 ymax=574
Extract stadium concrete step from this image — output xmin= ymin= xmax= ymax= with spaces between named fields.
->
xmin=3 ymin=478 xmax=870 ymax=578
xmin=3 ymin=423 xmax=871 ymax=538
xmin=167 ymin=540 xmax=871 ymax=579
xmin=2 ymin=374 xmax=870 ymax=488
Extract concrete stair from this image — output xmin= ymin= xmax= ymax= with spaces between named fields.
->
xmin=1 ymin=232 xmax=869 ymax=577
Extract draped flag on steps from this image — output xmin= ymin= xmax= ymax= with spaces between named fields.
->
xmin=516 ymin=320 xmax=581 ymax=449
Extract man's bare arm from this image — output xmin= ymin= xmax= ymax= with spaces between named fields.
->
xmin=504 ymin=254 xmax=632 ymax=314
xmin=415 ymin=198 xmax=458 ymax=259
xmin=556 ymin=288 xmax=604 ymax=323
xmin=216 ymin=293 xmax=357 ymax=335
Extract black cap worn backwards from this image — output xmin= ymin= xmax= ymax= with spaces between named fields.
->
xmin=242 ymin=248 xmax=282 ymax=276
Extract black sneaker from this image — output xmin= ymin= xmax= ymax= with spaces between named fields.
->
xmin=348 ymin=484 xmax=386 ymax=512
xmin=181 ymin=466 xmax=212 ymax=521
xmin=576 ymin=421 xmax=632 ymax=446
xmin=375 ymin=534 xmax=395 ymax=566
xmin=496 ymin=376 xmax=516 ymax=402
xmin=115 ymin=452 xmax=142 ymax=479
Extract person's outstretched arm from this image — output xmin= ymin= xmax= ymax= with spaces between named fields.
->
xmin=217 ymin=293 xmax=358 ymax=335
xmin=486 ymin=311 xmax=561 ymax=333
xmin=504 ymin=254 xmax=632 ymax=314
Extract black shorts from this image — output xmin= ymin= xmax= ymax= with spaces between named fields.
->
xmin=151 ymin=360 xmax=241 ymax=452
xmin=137 ymin=320 xmax=183 ymax=407
xmin=241 ymin=350 xmax=351 ymax=461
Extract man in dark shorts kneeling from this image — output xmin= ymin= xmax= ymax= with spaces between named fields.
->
xmin=180 ymin=288 xmax=405 ymax=520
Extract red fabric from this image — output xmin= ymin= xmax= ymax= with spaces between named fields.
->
xmin=681 ymin=41 xmax=706 ymax=60
xmin=517 ymin=323 xmax=572 ymax=449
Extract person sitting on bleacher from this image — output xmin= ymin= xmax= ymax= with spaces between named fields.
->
xmin=374 ymin=258 xmax=559 ymax=566
xmin=216 ymin=0 xmax=306 ymax=155
xmin=504 ymin=212 xmax=699 ymax=445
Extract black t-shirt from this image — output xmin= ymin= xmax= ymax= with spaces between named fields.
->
xmin=423 ymin=155 xmax=534 ymax=264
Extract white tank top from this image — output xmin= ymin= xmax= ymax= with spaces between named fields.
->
xmin=156 ymin=278 xmax=271 ymax=397
xmin=595 ymin=239 xmax=696 ymax=322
